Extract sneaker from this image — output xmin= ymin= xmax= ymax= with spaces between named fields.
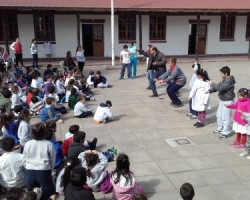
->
xmin=90 ymin=96 xmax=95 ymax=101
xmin=193 ymin=122 xmax=198 ymax=126
xmin=219 ymin=134 xmax=228 ymax=139
xmin=240 ymin=150 xmax=249 ymax=157
xmin=246 ymin=155 xmax=250 ymax=160
xmin=90 ymin=138 xmax=98 ymax=150
xmin=146 ymin=86 xmax=151 ymax=90
xmin=56 ymin=119 xmax=63 ymax=124
xmin=213 ymin=130 xmax=222 ymax=134
xmin=108 ymin=146 xmax=118 ymax=157
xmin=119 ymin=77 xmax=124 ymax=80
xmin=230 ymin=141 xmax=240 ymax=146
xmin=190 ymin=115 xmax=197 ymax=119
xmin=196 ymin=122 xmax=205 ymax=128
xmin=173 ymin=104 xmax=184 ymax=108
xmin=234 ymin=144 xmax=246 ymax=149
xmin=149 ymin=94 xmax=158 ymax=97
xmin=186 ymin=113 xmax=192 ymax=117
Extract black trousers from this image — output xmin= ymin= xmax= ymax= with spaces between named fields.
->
xmin=78 ymin=62 xmax=85 ymax=75
xmin=32 ymin=54 xmax=38 ymax=68
xmin=76 ymin=111 xmax=92 ymax=118
xmin=15 ymin=53 xmax=23 ymax=66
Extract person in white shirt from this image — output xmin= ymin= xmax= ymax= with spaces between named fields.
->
xmin=94 ymin=100 xmax=113 ymax=124
xmin=119 ymin=45 xmax=131 ymax=80
xmin=0 ymin=137 xmax=26 ymax=189
xmin=76 ymin=46 xmax=86 ymax=76
xmin=87 ymin=71 xmax=94 ymax=86
xmin=30 ymin=72 xmax=42 ymax=89
xmin=43 ymin=39 xmax=52 ymax=61
xmin=55 ymin=75 xmax=65 ymax=100
xmin=10 ymin=85 xmax=21 ymax=109
xmin=30 ymin=39 xmax=38 ymax=70
xmin=74 ymin=95 xmax=93 ymax=118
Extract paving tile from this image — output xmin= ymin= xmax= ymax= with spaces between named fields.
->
xmin=148 ymin=148 xmax=180 ymax=161
xmin=126 ymin=150 xmax=153 ymax=163
xmin=184 ymin=156 xmax=224 ymax=170
xmin=173 ymin=145 xmax=207 ymax=157
xmin=142 ymin=139 xmax=170 ymax=150
xmin=193 ymin=186 xmax=221 ymax=200
xmin=131 ymin=162 xmax=163 ymax=177
xmin=147 ymin=190 xmax=180 ymax=200
xmin=156 ymin=159 xmax=193 ymax=173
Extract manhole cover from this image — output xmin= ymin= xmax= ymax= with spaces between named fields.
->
xmin=165 ymin=137 xmax=194 ymax=147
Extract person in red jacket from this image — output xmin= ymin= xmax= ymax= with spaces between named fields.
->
xmin=10 ymin=38 xmax=23 ymax=67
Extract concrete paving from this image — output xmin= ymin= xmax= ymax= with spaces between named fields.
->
xmin=30 ymin=56 xmax=250 ymax=200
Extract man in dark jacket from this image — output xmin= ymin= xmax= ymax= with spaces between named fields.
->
xmin=209 ymin=66 xmax=236 ymax=139
xmin=148 ymin=47 xmax=167 ymax=97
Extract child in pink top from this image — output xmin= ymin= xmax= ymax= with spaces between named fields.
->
xmin=226 ymin=88 xmax=250 ymax=148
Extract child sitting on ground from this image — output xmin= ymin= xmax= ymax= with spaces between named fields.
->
xmin=92 ymin=71 xmax=110 ymax=88
xmin=180 ymin=182 xmax=195 ymax=200
xmin=87 ymin=71 xmax=94 ymax=86
xmin=74 ymin=95 xmax=93 ymax=118
xmin=68 ymin=88 xmax=78 ymax=109
xmin=39 ymin=97 xmax=63 ymax=123
xmin=94 ymin=100 xmax=113 ymax=124
xmin=30 ymin=96 xmax=44 ymax=115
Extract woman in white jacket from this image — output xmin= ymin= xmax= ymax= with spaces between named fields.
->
xmin=30 ymin=39 xmax=38 ymax=70
xmin=76 ymin=46 xmax=86 ymax=76
xmin=94 ymin=100 xmax=113 ymax=124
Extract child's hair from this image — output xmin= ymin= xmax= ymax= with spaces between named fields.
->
xmin=46 ymin=121 xmax=57 ymax=131
xmin=20 ymin=191 xmax=37 ymax=200
xmin=112 ymin=153 xmax=132 ymax=184
xmin=31 ymin=122 xmax=46 ymax=140
xmin=196 ymin=69 xmax=210 ymax=81
xmin=237 ymin=88 xmax=249 ymax=98
xmin=133 ymin=194 xmax=148 ymax=200
xmin=47 ymin=64 xmax=52 ymax=69
xmin=1 ymin=137 xmax=15 ymax=152
xmin=3 ymin=89 xmax=12 ymax=98
xmin=85 ymin=153 xmax=100 ymax=177
xmin=46 ymin=74 xmax=53 ymax=81
xmin=46 ymin=97 xmax=55 ymax=105
xmin=60 ymin=157 xmax=80 ymax=191
xmin=105 ymin=100 xmax=112 ymax=107
xmin=70 ymin=87 xmax=77 ymax=95
xmin=66 ymin=84 xmax=73 ymax=92
xmin=220 ymin=66 xmax=230 ymax=76
xmin=44 ymin=128 xmax=53 ymax=140
xmin=13 ymin=105 xmax=23 ymax=114
xmin=6 ymin=187 xmax=25 ymax=200
xmin=89 ymin=71 xmax=94 ymax=75
xmin=180 ymin=182 xmax=195 ymax=200
xmin=19 ymin=109 xmax=30 ymax=122
xmin=0 ymin=112 xmax=15 ymax=130
xmin=69 ymin=125 xmax=80 ymax=134
xmin=192 ymin=62 xmax=201 ymax=70
xmin=70 ymin=167 xmax=87 ymax=187
xmin=31 ymin=96 xmax=39 ymax=104
xmin=31 ymin=72 xmax=38 ymax=80
xmin=123 ymin=44 xmax=128 ymax=49
xmin=48 ymin=85 xmax=56 ymax=94
xmin=73 ymin=131 xmax=86 ymax=143
xmin=96 ymin=71 xmax=101 ymax=75
xmin=31 ymin=88 xmax=40 ymax=96
xmin=15 ymin=74 xmax=22 ymax=80
xmin=77 ymin=95 xmax=85 ymax=102
xmin=11 ymin=85 xmax=19 ymax=94
xmin=167 ymin=57 xmax=177 ymax=64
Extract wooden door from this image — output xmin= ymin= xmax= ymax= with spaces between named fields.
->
xmin=92 ymin=24 xmax=104 ymax=57
xmin=197 ymin=24 xmax=207 ymax=54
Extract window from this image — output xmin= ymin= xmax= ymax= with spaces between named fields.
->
xmin=118 ymin=16 xmax=136 ymax=42
xmin=34 ymin=14 xmax=55 ymax=41
xmin=246 ymin=15 xmax=250 ymax=40
xmin=149 ymin=16 xmax=166 ymax=41
xmin=0 ymin=14 xmax=19 ymax=42
xmin=220 ymin=15 xmax=235 ymax=40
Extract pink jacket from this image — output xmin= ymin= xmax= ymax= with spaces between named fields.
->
xmin=227 ymin=97 xmax=250 ymax=125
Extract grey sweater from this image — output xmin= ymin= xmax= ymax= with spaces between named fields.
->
xmin=209 ymin=75 xmax=236 ymax=101
xmin=159 ymin=65 xmax=187 ymax=86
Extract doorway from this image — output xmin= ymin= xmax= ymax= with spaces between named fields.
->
xmin=188 ymin=23 xmax=207 ymax=55
xmin=82 ymin=24 xmax=104 ymax=57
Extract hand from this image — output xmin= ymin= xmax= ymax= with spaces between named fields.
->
xmin=85 ymin=150 xmax=92 ymax=154
xmin=152 ymin=62 xmax=157 ymax=65
xmin=91 ymin=150 xmax=98 ymax=154
xmin=224 ymin=104 xmax=228 ymax=108
xmin=158 ymin=80 xmax=164 ymax=84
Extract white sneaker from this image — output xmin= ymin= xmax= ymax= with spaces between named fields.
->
xmin=240 ymin=150 xmax=249 ymax=157
xmin=246 ymin=155 xmax=250 ymax=160
xmin=57 ymin=119 xmax=63 ymax=124
xmin=33 ymin=187 xmax=42 ymax=200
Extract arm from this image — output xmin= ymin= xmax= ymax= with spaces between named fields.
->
xmin=189 ymin=80 xmax=198 ymax=99
xmin=226 ymin=101 xmax=238 ymax=109
xmin=48 ymin=143 xmax=56 ymax=169
xmin=211 ymin=79 xmax=234 ymax=92
xmin=155 ymin=54 xmax=167 ymax=66
xmin=159 ymin=69 xmax=170 ymax=80
xmin=92 ymin=152 xmax=108 ymax=172
xmin=164 ymin=67 xmax=179 ymax=83
xmin=105 ymin=108 xmax=113 ymax=118
xmin=10 ymin=42 xmax=15 ymax=51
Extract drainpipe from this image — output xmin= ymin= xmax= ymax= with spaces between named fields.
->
xmin=195 ymin=14 xmax=200 ymax=61
xmin=76 ymin=14 xmax=80 ymax=46
xmin=2 ymin=12 xmax=9 ymax=53
xmin=111 ymin=0 xmax=115 ymax=66
xmin=139 ymin=14 xmax=142 ymax=50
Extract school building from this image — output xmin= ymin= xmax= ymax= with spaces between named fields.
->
xmin=0 ymin=0 xmax=250 ymax=59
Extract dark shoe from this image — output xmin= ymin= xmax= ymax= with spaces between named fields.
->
xmin=196 ymin=122 xmax=205 ymax=128
xmin=193 ymin=122 xmax=199 ymax=126
xmin=173 ymin=104 xmax=183 ymax=108
xmin=89 ymin=137 xmax=98 ymax=150
xmin=146 ymin=86 xmax=152 ymax=90
xmin=149 ymin=94 xmax=158 ymax=97
xmin=219 ymin=134 xmax=228 ymax=139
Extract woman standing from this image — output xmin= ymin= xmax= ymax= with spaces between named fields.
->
xmin=158 ymin=57 xmax=187 ymax=107
xmin=30 ymin=39 xmax=38 ymax=70
xmin=10 ymin=38 xmax=23 ymax=67
xmin=76 ymin=46 xmax=86 ymax=76
xmin=64 ymin=51 xmax=76 ymax=71
xmin=43 ymin=39 xmax=52 ymax=61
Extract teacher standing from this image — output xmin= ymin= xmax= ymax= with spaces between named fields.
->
xmin=76 ymin=46 xmax=86 ymax=76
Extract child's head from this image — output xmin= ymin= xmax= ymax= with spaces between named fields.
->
xmin=70 ymin=87 xmax=77 ymax=95
xmin=180 ymin=182 xmax=195 ymax=200
xmin=133 ymin=194 xmax=148 ymax=200
xmin=46 ymin=74 xmax=53 ymax=82
xmin=44 ymin=128 xmax=53 ymax=140
xmin=15 ymin=74 xmax=22 ymax=80
xmin=48 ymin=85 xmax=56 ymax=94
xmin=0 ymin=112 xmax=15 ymax=128
xmin=58 ymin=74 xmax=64 ymax=80
xmin=31 ymin=96 xmax=39 ymax=104
xmin=13 ymin=105 xmax=23 ymax=116
xmin=31 ymin=72 xmax=38 ymax=80
xmin=77 ymin=95 xmax=86 ymax=102
xmin=167 ymin=57 xmax=177 ymax=66
xmin=105 ymin=100 xmax=112 ymax=107
xmin=6 ymin=187 xmax=25 ymax=200
xmin=3 ymin=89 xmax=12 ymax=99
xmin=237 ymin=88 xmax=249 ymax=99
xmin=19 ymin=109 xmax=31 ymax=122
xmin=47 ymin=64 xmax=52 ymax=70
xmin=31 ymin=122 xmax=46 ymax=141
xmin=96 ymin=71 xmax=101 ymax=78
xmin=89 ymin=71 xmax=94 ymax=76
xmin=31 ymin=38 xmax=36 ymax=44
xmin=73 ymin=131 xmax=86 ymax=143
xmin=123 ymin=45 xmax=128 ymax=51
xmin=85 ymin=152 xmax=99 ymax=177
xmin=69 ymin=125 xmax=80 ymax=134
xmin=220 ymin=66 xmax=230 ymax=78
xmin=66 ymin=51 xmax=72 ymax=58
xmin=31 ymin=88 xmax=40 ymax=97
xmin=116 ymin=153 xmax=130 ymax=171
xmin=61 ymin=156 xmax=80 ymax=191
xmin=196 ymin=69 xmax=210 ymax=82
xmin=1 ymin=137 xmax=15 ymax=152
xmin=70 ymin=167 xmax=87 ymax=187
xmin=46 ymin=97 xmax=55 ymax=106
xmin=11 ymin=85 xmax=19 ymax=94
xmin=46 ymin=121 xmax=57 ymax=132
xmin=68 ymin=79 xmax=75 ymax=86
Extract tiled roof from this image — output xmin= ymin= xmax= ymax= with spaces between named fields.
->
xmin=0 ymin=0 xmax=250 ymax=11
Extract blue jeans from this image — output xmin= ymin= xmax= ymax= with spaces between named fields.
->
xmin=149 ymin=70 xmax=161 ymax=95
xmin=167 ymin=83 xmax=184 ymax=105
xmin=26 ymin=169 xmax=55 ymax=200
xmin=129 ymin=57 xmax=137 ymax=77
xmin=146 ymin=70 xmax=152 ymax=87
xmin=120 ymin=63 xmax=130 ymax=78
